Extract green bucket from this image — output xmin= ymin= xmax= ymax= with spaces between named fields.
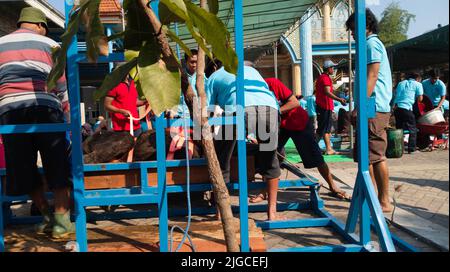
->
xmin=386 ymin=128 xmax=404 ymax=159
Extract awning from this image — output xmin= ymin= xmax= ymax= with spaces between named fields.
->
xmin=387 ymin=25 xmax=449 ymax=71
xmin=172 ymin=0 xmax=320 ymax=50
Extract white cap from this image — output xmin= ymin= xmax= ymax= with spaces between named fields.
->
xmin=323 ymin=60 xmax=338 ymax=69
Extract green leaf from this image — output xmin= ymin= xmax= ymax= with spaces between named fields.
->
xmin=159 ymin=1 xmax=185 ymax=24
xmin=125 ymin=49 xmax=140 ymax=80
xmin=83 ymin=0 xmax=108 ymax=63
xmin=164 ymin=26 xmax=192 ymax=58
xmin=137 ymin=40 xmax=181 ymax=116
xmin=185 ymin=1 xmax=238 ymax=74
xmin=47 ymin=3 xmax=87 ymax=91
xmin=123 ymin=0 xmax=154 ymax=50
xmin=93 ymin=58 xmax=138 ymax=101
xmin=159 ymin=0 xmax=189 ymax=22
xmin=207 ymin=0 xmax=219 ymax=15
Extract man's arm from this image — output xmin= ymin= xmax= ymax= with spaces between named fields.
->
xmin=436 ymin=96 xmax=446 ymax=110
xmin=367 ymin=63 xmax=380 ymax=97
xmin=104 ymin=97 xmax=130 ymax=117
xmin=136 ymin=99 xmax=148 ymax=107
xmin=324 ymin=86 xmax=347 ymax=105
xmin=280 ymin=95 xmax=300 ymax=115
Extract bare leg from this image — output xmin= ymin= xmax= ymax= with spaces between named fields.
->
xmin=373 ymin=161 xmax=393 ymax=213
xmin=53 ymin=187 xmax=71 ymax=214
xmin=266 ymin=177 xmax=282 ymax=221
xmin=317 ymin=163 xmax=350 ymax=199
xmin=324 ymin=133 xmax=335 ymax=155
xmin=29 ymin=186 xmax=50 ymax=214
xmin=369 ymin=165 xmax=378 ymax=195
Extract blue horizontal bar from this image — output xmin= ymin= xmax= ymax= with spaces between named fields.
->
xmin=256 ymin=218 xmax=331 ymax=230
xmin=84 ymin=187 xmax=142 ymax=198
xmin=166 ymin=117 xmax=236 ymax=128
xmin=76 ymin=52 xmax=125 ymax=63
xmin=0 ymin=123 xmax=70 ymax=134
xmin=316 ymin=208 xmax=360 ymax=244
xmin=269 ymin=244 xmax=365 ymax=252
xmin=82 ymin=194 xmax=158 ymax=206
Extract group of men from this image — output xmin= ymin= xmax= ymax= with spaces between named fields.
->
xmin=393 ymin=70 xmax=447 ymax=153
xmin=0 ymin=6 xmax=421 ymax=239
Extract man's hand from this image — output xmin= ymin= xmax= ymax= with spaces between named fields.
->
xmin=339 ymin=98 xmax=347 ymax=106
xmin=120 ymin=109 xmax=131 ymax=117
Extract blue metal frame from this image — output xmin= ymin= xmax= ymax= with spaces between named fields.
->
xmin=0 ymin=0 xmax=412 ymax=253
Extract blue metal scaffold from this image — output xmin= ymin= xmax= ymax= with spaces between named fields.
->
xmin=0 ymin=0 xmax=417 ymax=252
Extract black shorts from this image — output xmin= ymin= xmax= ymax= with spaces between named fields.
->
xmin=245 ymin=106 xmax=281 ymax=179
xmin=0 ymin=106 xmax=72 ymax=196
xmin=316 ymin=105 xmax=333 ymax=137
xmin=277 ymin=122 xmax=325 ymax=169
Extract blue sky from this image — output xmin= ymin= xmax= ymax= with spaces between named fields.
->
xmin=50 ymin=0 xmax=449 ymax=39
xmin=367 ymin=0 xmax=449 ymax=38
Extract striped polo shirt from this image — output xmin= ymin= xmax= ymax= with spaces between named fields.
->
xmin=0 ymin=28 xmax=68 ymax=116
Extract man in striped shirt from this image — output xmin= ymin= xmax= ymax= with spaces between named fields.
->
xmin=0 ymin=7 xmax=74 ymax=239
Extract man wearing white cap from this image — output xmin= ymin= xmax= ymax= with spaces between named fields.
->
xmin=315 ymin=60 xmax=347 ymax=155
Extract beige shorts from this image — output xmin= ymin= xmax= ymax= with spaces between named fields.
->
xmin=354 ymin=112 xmax=391 ymax=164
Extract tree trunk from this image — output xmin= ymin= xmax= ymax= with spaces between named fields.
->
xmin=140 ymin=0 xmax=240 ymax=252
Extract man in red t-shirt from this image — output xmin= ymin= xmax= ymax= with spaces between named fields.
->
xmin=315 ymin=60 xmax=347 ymax=155
xmin=258 ymin=78 xmax=350 ymax=201
xmin=105 ymin=74 xmax=147 ymax=137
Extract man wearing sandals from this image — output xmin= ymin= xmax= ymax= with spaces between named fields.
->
xmin=315 ymin=60 xmax=348 ymax=156
xmin=262 ymin=78 xmax=350 ymax=201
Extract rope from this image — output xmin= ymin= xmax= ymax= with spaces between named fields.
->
xmin=169 ymin=115 xmax=196 ymax=253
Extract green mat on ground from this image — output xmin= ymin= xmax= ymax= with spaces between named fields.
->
xmin=284 ymin=139 xmax=354 ymax=164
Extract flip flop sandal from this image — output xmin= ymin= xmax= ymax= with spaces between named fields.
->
xmin=329 ymin=191 xmax=351 ymax=201
xmin=249 ymin=193 xmax=268 ymax=203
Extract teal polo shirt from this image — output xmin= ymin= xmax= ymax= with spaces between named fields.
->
xmin=394 ymin=79 xmax=424 ymax=111
xmin=367 ymin=34 xmax=393 ymax=113
xmin=206 ymin=66 xmax=279 ymax=113
xmin=422 ymin=79 xmax=446 ymax=106
xmin=177 ymin=73 xmax=205 ymax=118
xmin=299 ymin=99 xmax=307 ymax=110
xmin=306 ymin=95 xmax=316 ymax=117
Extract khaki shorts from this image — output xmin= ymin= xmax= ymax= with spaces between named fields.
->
xmin=354 ymin=112 xmax=391 ymax=164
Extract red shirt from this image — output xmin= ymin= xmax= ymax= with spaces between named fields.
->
xmin=265 ymin=78 xmax=309 ymax=131
xmin=316 ymin=73 xmax=334 ymax=111
xmin=106 ymin=80 xmax=141 ymax=132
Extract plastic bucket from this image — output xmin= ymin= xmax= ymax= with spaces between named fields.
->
xmin=386 ymin=129 xmax=404 ymax=159
xmin=418 ymin=110 xmax=445 ymax=125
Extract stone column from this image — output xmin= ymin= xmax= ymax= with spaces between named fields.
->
xmin=300 ymin=13 xmax=314 ymax=97
xmin=292 ymin=64 xmax=301 ymax=96
xmin=280 ymin=66 xmax=290 ymax=88
xmin=323 ymin=1 xmax=332 ymax=42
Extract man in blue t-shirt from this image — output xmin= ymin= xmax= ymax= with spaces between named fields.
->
xmin=393 ymin=72 xmax=423 ymax=153
xmin=207 ymin=61 xmax=282 ymax=221
xmin=346 ymin=9 xmax=393 ymax=213
xmin=422 ymin=70 xmax=446 ymax=110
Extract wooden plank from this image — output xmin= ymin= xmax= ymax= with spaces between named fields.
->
xmin=5 ymin=217 xmax=266 ymax=252
xmin=84 ymin=156 xmax=255 ymax=190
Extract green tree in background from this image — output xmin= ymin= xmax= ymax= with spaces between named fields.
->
xmin=378 ymin=2 xmax=416 ymax=47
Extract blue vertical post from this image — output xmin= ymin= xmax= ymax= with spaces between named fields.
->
xmin=300 ymin=12 xmax=313 ymax=97
xmin=65 ymin=2 xmax=88 ymax=252
xmin=354 ymin=0 xmax=371 ymax=247
xmin=234 ymin=0 xmax=249 ymax=252
xmin=149 ymin=0 xmax=168 ymax=252
xmin=0 ymin=177 xmax=4 ymax=251
xmin=156 ymin=116 xmax=168 ymax=252
xmin=353 ymin=0 xmax=395 ymax=251
xmin=106 ymin=26 xmax=114 ymax=72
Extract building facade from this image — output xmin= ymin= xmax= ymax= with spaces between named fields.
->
xmin=255 ymin=0 xmax=355 ymax=96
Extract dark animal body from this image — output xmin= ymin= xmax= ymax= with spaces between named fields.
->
xmin=83 ymin=130 xmax=202 ymax=164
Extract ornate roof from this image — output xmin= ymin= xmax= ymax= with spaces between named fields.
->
xmin=99 ymin=0 xmax=122 ymax=17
